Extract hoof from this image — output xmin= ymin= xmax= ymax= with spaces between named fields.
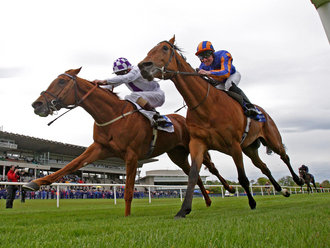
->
xmin=174 ymin=210 xmax=186 ymax=219
xmin=249 ymin=199 xmax=257 ymax=210
xmin=174 ymin=208 xmax=191 ymax=218
xmin=227 ymin=186 xmax=236 ymax=194
xmin=174 ymin=214 xmax=186 ymax=219
xmin=22 ymin=182 xmax=40 ymax=191
xmin=205 ymin=199 xmax=212 ymax=207
xmin=281 ymin=189 xmax=290 ymax=197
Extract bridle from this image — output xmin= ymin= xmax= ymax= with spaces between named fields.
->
xmin=155 ymin=41 xmax=210 ymax=111
xmin=42 ymin=73 xmax=98 ymax=126
xmin=41 ymin=72 xmax=137 ymax=127
xmin=157 ymin=41 xmax=201 ymax=80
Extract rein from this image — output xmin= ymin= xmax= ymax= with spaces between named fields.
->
xmin=45 ymin=72 xmax=139 ymax=127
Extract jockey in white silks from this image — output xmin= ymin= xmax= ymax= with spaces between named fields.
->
xmin=93 ymin=57 xmax=167 ymax=125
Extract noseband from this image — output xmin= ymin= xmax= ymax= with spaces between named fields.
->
xmin=157 ymin=41 xmax=200 ymax=80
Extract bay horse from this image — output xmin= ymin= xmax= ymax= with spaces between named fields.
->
xmin=24 ymin=68 xmax=234 ymax=216
xmin=299 ymin=165 xmax=317 ymax=193
xmin=138 ymin=36 xmax=304 ymax=218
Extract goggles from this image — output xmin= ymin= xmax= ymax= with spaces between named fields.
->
xmin=198 ymin=51 xmax=213 ymax=60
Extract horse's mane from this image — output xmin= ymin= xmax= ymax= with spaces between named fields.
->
xmin=79 ymin=76 xmax=121 ymax=100
xmin=100 ymin=87 xmax=120 ymax=99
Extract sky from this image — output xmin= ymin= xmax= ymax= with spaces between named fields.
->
xmin=0 ymin=0 xmax=329 ymax=183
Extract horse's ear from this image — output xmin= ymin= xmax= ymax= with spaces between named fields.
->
xmin=169 ymin=35 xmax=175 ymax=45
xmin=65 ymin=67 xmax=82 ymax=76
xmin=74 ymin=67 xmax=82 ymax=75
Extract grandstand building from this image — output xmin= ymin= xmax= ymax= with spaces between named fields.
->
xmin=139 ymin=170 xmax=207 ymax=185
xmin=0 ymin=130 xmax=156 ymax=184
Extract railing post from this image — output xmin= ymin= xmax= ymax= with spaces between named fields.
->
xmin=113 ymin=186 xmax=117 ymax=205
xmin=236 ymin=186 xmax=239 ymax=197
xmin=180 ymin=188 xmax=183 ymax=202
xmin=221 ymin=186 xmax=224 ymax=198
xmin=273 ymin=186 xmax=276 ymax=195
xmin=148 ymin=186 xmax=151 ymax=204
xmin=57 ymin=185 xmax=60 ymax=208
xmin=261 ymin=186 xmax=264 ymax=196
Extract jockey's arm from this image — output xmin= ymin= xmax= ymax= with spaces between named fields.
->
xmin=204 ymin=52 xmax=233 ymax=82
xmin=106 ymin=67 xmax=140 ymax=85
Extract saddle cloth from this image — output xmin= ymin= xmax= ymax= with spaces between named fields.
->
xmin=244 ymin=105 xmax=266 ymax=122
xmin=127 ymin=100 xmax=174 ymax=133
xmin=225 ymin=91 xmax=266 ymax=122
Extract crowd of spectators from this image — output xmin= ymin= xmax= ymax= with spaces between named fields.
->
xmin=0 ymin=185 xmax=181 ymax=200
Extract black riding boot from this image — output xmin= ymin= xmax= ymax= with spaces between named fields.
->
xmin=142 ymin=102 xmax=168 ymax=127
xmin=229 ymin=84 xmax=260 ymax=117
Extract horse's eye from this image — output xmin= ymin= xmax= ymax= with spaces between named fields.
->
xmin=163 ymin=45 xmax=169 ymax=51
xmin=58 ymin=79 xmax=66 ymax=85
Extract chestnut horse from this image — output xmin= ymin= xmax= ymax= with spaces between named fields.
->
xmin=24 ymin=68 xmax=234 ymax=216
xmin=138 ymin=36 xmax=304 ymax=218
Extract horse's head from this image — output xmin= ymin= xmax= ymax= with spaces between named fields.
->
xmin=138 ymin=35 xmax=182 ymax=81
xmin=32 ymin=68 xmax=82 ymax=117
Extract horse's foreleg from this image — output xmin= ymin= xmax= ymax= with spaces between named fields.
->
xmin=203 ymin=151 xmax=235 ymax=194
xmin=175 ymin=139 xmax=206 ymax=218
xmin=23 ymin=143 xmax=109 ymax=191
xmin=307 ymin=183 xmax=312 ymax=193
xmin=167 ymin=147 xmax=211 ymax=207
xmin=232 ymin=144 xmax=256 ymax=209
xmin=123 ymin=150 xmax=138 ymax=217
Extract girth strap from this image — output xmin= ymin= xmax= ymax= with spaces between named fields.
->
xmin=146 ymin=127 xmax=158 ymax=157
xmin=240 ymin=117 xmax=251 ymax=145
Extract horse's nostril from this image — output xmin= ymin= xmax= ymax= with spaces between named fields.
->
xmin=138 ymin=62 xmax=153 ymax=70
xmin=32 ymin=101 xmax=42 ymax=109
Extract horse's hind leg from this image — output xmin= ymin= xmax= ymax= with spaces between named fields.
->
xmin=243 ymin=145 xmax=289 ymax=197
xmin=261 ymin=125 xmax=304 ymax=186
xmin=311 ymin=176 xmax=318 ymax=192
xmin=203 ymin=152 xmax=235 ymax=194
xmin=167 ymin=147 xmax=212 ymax=207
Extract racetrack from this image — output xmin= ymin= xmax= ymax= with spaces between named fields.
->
xmin=1 ymin=194 xmax=329 ymax=248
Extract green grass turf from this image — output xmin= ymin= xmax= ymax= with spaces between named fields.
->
xmin=1 ymin=194 xmax=329 ymax=248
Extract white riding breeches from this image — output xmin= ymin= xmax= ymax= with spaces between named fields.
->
xmin=124 ymin=89 xmax=165 ymax=108
xmin=215 ymin=71 xmax=241 ymax=91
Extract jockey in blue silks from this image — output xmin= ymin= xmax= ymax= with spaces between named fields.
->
xmin=196 ymin=41 xmax=260 ymax=117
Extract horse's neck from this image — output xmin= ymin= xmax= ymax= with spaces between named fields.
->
xmin=77 ymin=79 xmax=129 ymax=123
xmin=171 ymin=62 xmax=213 ymax=114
